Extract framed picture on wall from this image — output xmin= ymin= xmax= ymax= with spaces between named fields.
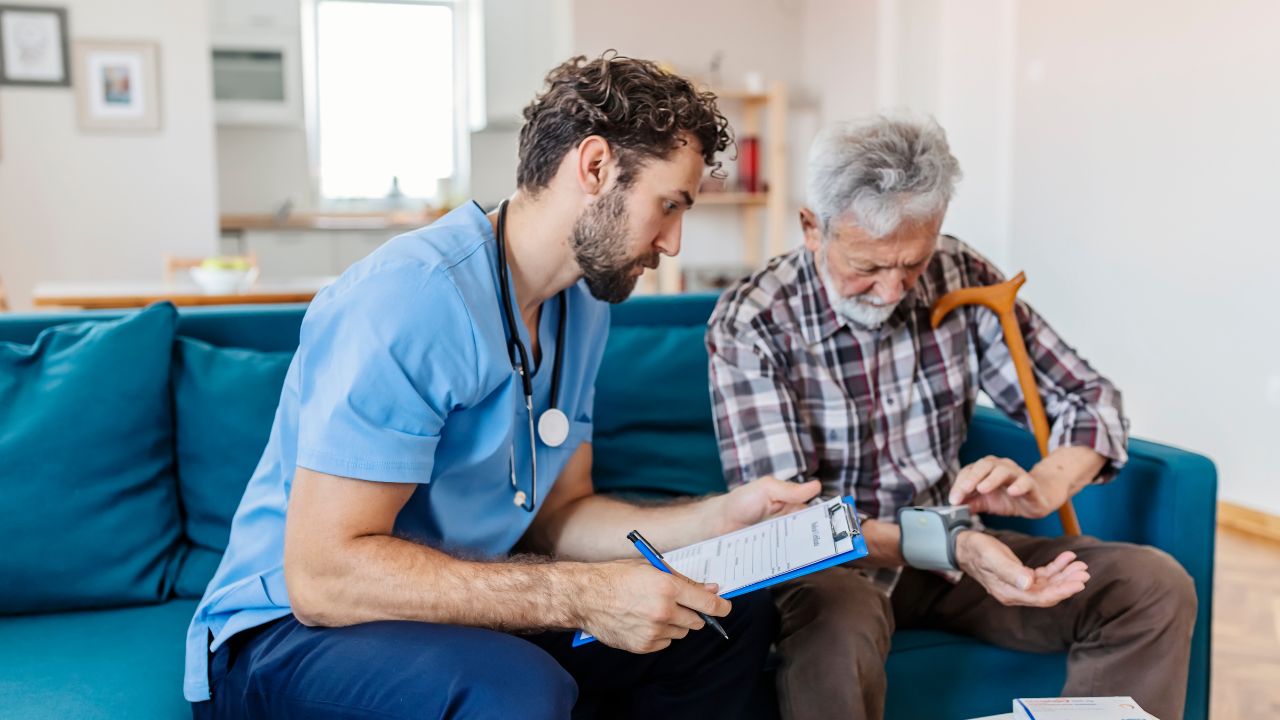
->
xmin=73 ymin=40 xmax=160 ymax=131
xmin=0 ymin=4 xmax=69 ymax=86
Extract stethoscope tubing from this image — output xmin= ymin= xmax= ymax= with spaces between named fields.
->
xmin=496 ymin=199 xmax=567 ymax=512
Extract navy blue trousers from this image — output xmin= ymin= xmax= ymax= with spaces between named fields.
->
xmin=192 ymin=590 xmax=776 ymax=720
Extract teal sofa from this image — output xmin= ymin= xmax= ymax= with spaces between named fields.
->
xmin=0 ymin=294 xmax=1215 ymax=719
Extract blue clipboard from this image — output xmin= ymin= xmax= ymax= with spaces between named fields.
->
xmin=572 ymin=496 xmax=867 ymax=647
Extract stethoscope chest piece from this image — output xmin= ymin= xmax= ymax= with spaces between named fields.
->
xmin=537 ymin=408 xmax=569 ymax=448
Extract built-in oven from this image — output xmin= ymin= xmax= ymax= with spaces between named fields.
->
xmin=211 ymin=34 xmax=301 ymax=126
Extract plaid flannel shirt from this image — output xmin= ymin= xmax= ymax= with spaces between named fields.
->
xmin=706 ymin=236 xmax=1129 ymax=592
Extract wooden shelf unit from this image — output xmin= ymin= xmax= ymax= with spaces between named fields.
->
xmin=697 ymin=191 xmax=769 ymax=206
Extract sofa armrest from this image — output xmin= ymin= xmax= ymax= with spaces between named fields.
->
xmin=961 ymin=406 xmax=1216 ymax=560
xmin=961 ymin=405 xmax=1216 ymax=719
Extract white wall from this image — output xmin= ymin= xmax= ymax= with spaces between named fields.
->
xmin=800 ymin=0 xmax=882 ymax=250
xmin=1007 ymin=0 xmax=1280 ymax=513
xmin=216 ymin=125 xmax=311 ymax=214
xmin=803 ymin=0 xmax=880 ymax=123
xmin=468 ymin=0 xmax=573 ymax=208
xmin=875 ymin=0 xmax=1015 ymax=269
xmin=880 ymin=0 xmax=1279 ymax=513
xmin=933 ymin=0 xmax=1015 ymax=270
xmin=0 ymin=0 xmax=218 ymax=310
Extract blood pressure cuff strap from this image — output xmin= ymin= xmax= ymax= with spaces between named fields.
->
xmin=897 ymin=506 xmax=974 ymax=572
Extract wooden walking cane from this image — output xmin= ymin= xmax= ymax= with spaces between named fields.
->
xmin=929 ymin=271 xmax=1082 ymax=537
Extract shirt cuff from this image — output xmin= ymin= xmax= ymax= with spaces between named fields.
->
xmin=296 ymin=445 xmax=436 ymax=485
xmin=1050 ymin=417 xmax=1129 ymax=484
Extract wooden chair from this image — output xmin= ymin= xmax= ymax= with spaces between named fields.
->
xmin=164 ymin=252 xmax=258 ymax=283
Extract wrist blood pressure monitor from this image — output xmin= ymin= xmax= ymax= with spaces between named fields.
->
xmin=897 ymin=505 xmax=975 ymax=572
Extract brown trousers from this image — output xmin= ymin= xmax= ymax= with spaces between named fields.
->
xmin=772 ymin=531 xmax=1197 ymax=720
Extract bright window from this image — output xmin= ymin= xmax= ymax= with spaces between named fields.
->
xmin=315 ymin=0 xmax=457 ymax=201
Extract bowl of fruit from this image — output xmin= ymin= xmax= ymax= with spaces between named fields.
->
xmin=189 ymin=257 xmax=259 ymax=294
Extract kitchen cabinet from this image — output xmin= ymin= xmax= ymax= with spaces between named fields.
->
xmin=245 ymin=231 xmax=336 ymax=277
xmin=236 ymin=229 xmax=394 ymax=278
xmin=333 ymin=232 xmax=390 ymax=272
xmin=212 ymin=0 xmax=299 ymax=35
xmin=210 ymin=0 xmax=302 ymax=127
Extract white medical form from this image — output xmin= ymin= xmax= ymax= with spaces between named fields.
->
xmin=663 ymin=496 xmax=860 ymax=594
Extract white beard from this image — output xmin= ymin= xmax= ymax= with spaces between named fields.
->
xmin=817 ymin=249 xmax=900 ymax=329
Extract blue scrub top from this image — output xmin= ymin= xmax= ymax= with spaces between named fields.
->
xmin=184 ymin=202 xmax=610 ymax=701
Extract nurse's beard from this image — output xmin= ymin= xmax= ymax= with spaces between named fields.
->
xmin=570 ymin=188 xmax=657 ymax=304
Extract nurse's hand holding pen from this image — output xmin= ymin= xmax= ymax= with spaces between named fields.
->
xmin=573 ymin=562 xmax=728 ymax=654
xmin=566 ymin=475 xmax=820 ymax=653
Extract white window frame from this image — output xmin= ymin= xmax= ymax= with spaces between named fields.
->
xmin=300 ymin=0 xmax=479 ymax=210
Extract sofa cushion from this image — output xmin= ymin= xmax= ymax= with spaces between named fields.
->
xmin=172 ymin=337 xmax=293 ymax=598
xmin=0 ymin=302 xmax=182 ymax=614
xmin=593 ymin=323 xmax=726 ymax=498
xmin=0 ymin=599 xmax=196 ymax=719
xmin=886 ymin=629 xmax=1064 ymax=719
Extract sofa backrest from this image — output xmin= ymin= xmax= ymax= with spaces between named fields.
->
xmin=593 ymin=293 xmax=725 ymax=497
xmin=0 ymin=296 xmax=1219 ymax=578
xmin=0 ymin=296 xmax=1218 ymax=528
xmin=0 ymin=303 xmax=309 ymax=351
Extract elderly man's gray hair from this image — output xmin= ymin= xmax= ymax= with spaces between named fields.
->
xmin=806 ymin=115 xmax=962 ymax=239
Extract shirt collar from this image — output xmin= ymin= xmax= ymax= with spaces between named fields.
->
xmin=795 ymin=247 xmax=845 ymax=346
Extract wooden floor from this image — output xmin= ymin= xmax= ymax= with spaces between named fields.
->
xmin=1210 ymin=527 xmax=1280 ymax=719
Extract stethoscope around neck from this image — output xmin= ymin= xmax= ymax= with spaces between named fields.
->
xmin=496 ymin=199 xmax=569 ymax=513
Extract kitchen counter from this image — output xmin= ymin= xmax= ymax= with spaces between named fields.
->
xmin=220 ymin=210 xmax=446 ymax=233
xmin=33 ymin=277 xmax=337 ymax=309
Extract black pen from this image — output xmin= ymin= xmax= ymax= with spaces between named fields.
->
xmin=626 ymin=530 xmax=730 ymax=641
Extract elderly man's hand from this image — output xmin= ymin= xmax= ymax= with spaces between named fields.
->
xmin=955 ymin=530 xmax=1090 ymax=607
xmin=948 ymin=455 xmax=1070 ymax=519
xmin=716 ymin=476 xmax=822 ymax=534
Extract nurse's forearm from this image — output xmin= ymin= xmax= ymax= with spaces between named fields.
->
xmin=519 ymin=442 xmax=730 ymax=561
xmin=285 ymin=468 xmax=593 ymax=631
xmin=288 ymin=532 xmax=592 ymax=630
xmin=287 ymin=516 xmax=735 ymax=653
xmin=533 ymin=493 xmax=724 ymax=562
xmin=540 ymin=473 xmax=821 ymax=561
xmin=291 ymin=526 xmax=740 ymax=657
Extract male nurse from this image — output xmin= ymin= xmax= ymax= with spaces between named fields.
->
xmin=185 ymin=52 xmax=819 ymax=720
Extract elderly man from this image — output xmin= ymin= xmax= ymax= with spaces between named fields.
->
xmin=706 ymin=117 xmax=1196 ymax=720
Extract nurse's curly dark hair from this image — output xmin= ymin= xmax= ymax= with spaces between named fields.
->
xmin=516 ymin=51 xmax=733 ymax=193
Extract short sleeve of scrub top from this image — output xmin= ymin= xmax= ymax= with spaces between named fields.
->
xmin=294 ymin=262 xmax=479 ymax=484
